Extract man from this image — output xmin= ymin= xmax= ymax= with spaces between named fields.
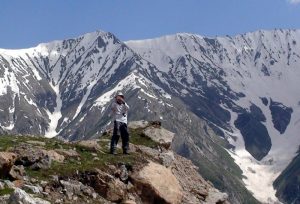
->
xmin=110 ymin=92 xmax=130 ymax=155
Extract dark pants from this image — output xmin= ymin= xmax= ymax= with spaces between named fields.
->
xmin=110 ymin=121 xmax=129 ymax=153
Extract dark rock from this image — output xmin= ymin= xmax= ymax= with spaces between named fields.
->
xmin=30 ymin=155 xmax=51 ymax=170
xmin=274 ymin=152 xmax=300 ymax=204
xmin=11 ymin=144 xmax=53 ymax=170
xmin=260 ymin=97 xmax=269 ymax=106
xmin=269 ymin=100 xmax=293 ymax=134
xmin=234 ymin=105 xmax=271 ymax=160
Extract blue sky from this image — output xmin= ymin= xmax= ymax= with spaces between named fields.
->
xmin=1 ymin=0 xmax=300 ymax=49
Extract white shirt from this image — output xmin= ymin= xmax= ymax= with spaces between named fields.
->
xmin=111 ymin=101 xmax=129 ymax=124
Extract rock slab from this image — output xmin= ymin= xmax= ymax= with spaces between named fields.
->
xmin=131 ymin=161 xmax=183 ymax=204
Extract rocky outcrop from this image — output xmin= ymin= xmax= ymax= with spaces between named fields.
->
xmin=143 ymin=126 xmax=175 ymax=149
xmin=128 ymin=120 xmax=149 ymax=129
xmin=0 ymin=152 xmax=17 ymax=178
xmin=8 ymin=188 xmax=50 ymax=204
xmin=0 ymin=121 xmax=228 ymax=204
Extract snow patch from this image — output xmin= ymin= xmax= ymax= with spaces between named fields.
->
xmin=44 ymin=84 xmax=62 ymax=138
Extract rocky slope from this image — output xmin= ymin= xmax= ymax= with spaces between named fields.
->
xmin=0 ymin=121 xmax=228 ymax=204
xmin=273 ymin=147 xmax=300 ymax=203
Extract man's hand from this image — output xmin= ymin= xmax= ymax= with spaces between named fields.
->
xmin=116 ymin=96 xmax=125 ymax=104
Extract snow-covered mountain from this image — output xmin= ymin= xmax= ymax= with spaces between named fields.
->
xmin=0 ymin=29 xmax=299 ymax=203
xmin=127 ymin=29 xmax=300 ymax=203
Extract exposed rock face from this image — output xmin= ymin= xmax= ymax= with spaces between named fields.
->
xmin=8 ymin=188 xmax=50 ymax=204
xmin=0 ymin=152 xmax=17 ymax=178
xmin=269 ymin=100 xmax=293 ymax=134
xmin=143 ymin=127 xmax=175 ymax=149
xmin=171 ymin=154 xmax=228 ymax=204
xmin=274 ymin=151 xmax=300 ymax=204
xmin=131 ymin=161 xmax=183 ymax=204
xmin=234 ymin=104 xmax=271 ymax=160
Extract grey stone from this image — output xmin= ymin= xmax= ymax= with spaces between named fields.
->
xmin=60 ymin=180 xmax=83 ymax=196
xmin=159 ymin=151 xmax=175 ymax=168
xmin=76 ymin=140 xmax=101 ymax=152
xmin=0 ymin=181 xmax=5 ymax=190
xmin=8 ymin=188 xmax=51 ymax=204
xmin=143 ymin=126 xmax=174 ymax=149
xmin=23 ymin=184 xmax=42 ymax=194
xmin=205 ymin=188 xmax=228 ymax=203
xmin=119 ymin=164 xmax=128 ymax=182
xmin=3 ymin=180 xmax=15 ymax=188
xmin=128 ymin=120 xmax=149 ymax=129
xmin=9 ymin=165 xmax=25 ymax=180
xmin=30 ymin=155 xmax=51 ymax=170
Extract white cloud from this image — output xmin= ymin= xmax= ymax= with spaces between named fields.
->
xmin=287 ymin=0 xmax=300 ymax=4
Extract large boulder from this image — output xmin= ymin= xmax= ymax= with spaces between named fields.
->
xmin=128 ymin=121 xmax=149 ymax=129
xmin=0 ymin=152 xmax=17 ymax=178
xmin=143 ymin=127 xmax=174 ymax=149
xmin=131 ymin=161 xmax=183 ymax=204
xmin=42 ymin=150 xmax=65 ymax=163
xmin=10 ymin=144 xmax=64 ymax=169
xmin=77 ymin=140 xmax=101 ymax=152
xmin=8 ymin=188 xmax=50 ymax=204
xmin=11 ymin=144 xmax=48 ymax=166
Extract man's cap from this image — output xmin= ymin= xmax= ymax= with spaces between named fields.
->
xmin=115 ymin=92 xmax=124 ymax=98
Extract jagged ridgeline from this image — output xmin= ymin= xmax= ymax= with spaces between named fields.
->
xmin=0 ymin=29 xmax=300 ymax=203
xmin=0 ymin=122 xmax=228 ymax=203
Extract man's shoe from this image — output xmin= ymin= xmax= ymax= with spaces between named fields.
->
xmin=123 ymin=150 xmax=129 ymax=155
xmin=110 ymin=150 xmax=117 ymax=155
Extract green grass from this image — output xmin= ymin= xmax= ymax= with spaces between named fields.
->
xmin=129 ymin=128 xmax=158 ymax=148
xmin=0 ymin=187 xmax=14 ymax=196
xmin=100 ymin=127 xmax=159 ymax=148
xmin=23 ymin=127 xmax=153 ymax=181
xmin=1 ymin=125 xmax=156 ymax=182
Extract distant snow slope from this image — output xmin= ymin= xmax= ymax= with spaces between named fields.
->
xmin=127 ymin=29 xmax=300 ymax=203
